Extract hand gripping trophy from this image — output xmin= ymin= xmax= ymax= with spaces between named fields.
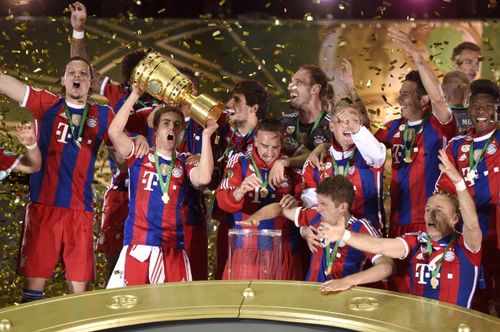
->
xmin=132 ymin=50 xmax=223 ymax=125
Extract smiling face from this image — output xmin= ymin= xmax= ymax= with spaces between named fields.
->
xmin=254 ymin=129 xmax=282 ymax=165
xmin=225 ymin=92 xmax=257 ymax=128
xmin=62 ymin=59 xmax=92 ymax=103
xmin=288 ymin=68 xmax=319 ymax=110
xmin=397 ymin=81 xmax=425 ymax=121
xmin=329 ymin=107 xmax=360 ymax=149
xmin=469 ymin=93 xmax=497 ymax=135
xmin=154 ymin=110 xmax=185 ymax=153
xmin=424 ymin=193 xmax=459 ymax=240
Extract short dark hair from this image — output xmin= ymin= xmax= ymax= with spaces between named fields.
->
xmin=470 ymin=79 xmax=499 ymax=101
xmin=405 ymin=70 xmax=427 ymax=98
xmin=231 ymin=79 xmax=269 ymax=120
xmin=256 ymin=118 xmax=283 ymax=137
xmin=452 ymin=42 xmax=482 ymax=61
xmin=179 ymin=67 xmax=200 ymax=92
xmin=316 ymin=175 xmax=355 ymax=208
xmin=121 ymin=48 xmax=152 ymax=86
xmin=152 ymin=106 xmax=185 ymax=131
xmin=300 ymin=64 xmax=329 ymax=99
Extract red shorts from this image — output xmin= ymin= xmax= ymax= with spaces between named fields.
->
xmin=96 ymin=188 xmax=129 ymax=256
xmin=19 ymin=203 xmax=94 ymax=282
xmin=122 ymin=245 xmax=191 ymax=286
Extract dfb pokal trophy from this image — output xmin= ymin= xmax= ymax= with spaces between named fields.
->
xmin=132 ymin=50 xmax=223 ymax=125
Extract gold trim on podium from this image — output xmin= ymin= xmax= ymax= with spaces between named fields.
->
xmin=0 ymin=281 xmax=498 ymax=331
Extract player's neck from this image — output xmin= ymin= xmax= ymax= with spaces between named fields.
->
xmin=404 ymin=109 xmax=424 ymax=122
xmin=65 ymin=94 xmax=88 ymax=107
xmin=299 ymin=100 xmax=322 ymax=123
xmin=237 ymin=116 xmax=257 ymax=135
xmin=155 ymin=146 xmax=175 ymax=158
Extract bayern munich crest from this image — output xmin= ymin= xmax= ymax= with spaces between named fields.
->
xmin=444 ymin=251 xmax=455 ymax=262
xmin=86 ymin=116 xmax=97 ymax=128
xmin=172 ymin=167 xmax=182 ymax=178
xmin=487 ymin=143 xmax=497 ymax=155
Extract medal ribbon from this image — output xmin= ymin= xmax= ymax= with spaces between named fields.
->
xmin=330 ymin=148 xmax=356 ymax=177
xmin=295 ymin=110 xmax=324 ymax=143
xmin=325 ymin=215 xmax=351 ymax=276
xmin=64 ymin=103 xmax=89 ymax=146
xmin=153 ymin=149 xmax=177 ymax=200
xmin=468 ymin=130 xmax=495 ymax=175
xmin=402 ymin=120 xmax=425 ymax=162
xmin=425 ymin=233 xmax=456 ymax=285
xmin=248 ymin=152 xmax=268 ymax=192
xmin=217 ymin=127 xmax=255 ymax=162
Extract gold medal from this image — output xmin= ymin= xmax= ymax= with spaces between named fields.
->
xmin=259 ymin=187 xmax=268 ymax=198
xmin=430 ymin=276 xmax=439 ymax=289
xmin=325 ymin=265 xmax=332 ymax=276
xmin=403 ymin=156 xmax=412 ymax=163
xmin=465 ymin=169 xmax=477 ymax=182
xmin=162 ymin=193 xmax=170 ymax=204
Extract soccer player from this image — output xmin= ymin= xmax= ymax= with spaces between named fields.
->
xmin=436 ymin=79 xmax=499 ymax=313
xmin=451 ymin=41 xmax=482 ymax=82
xmin=319 ymin=151 xmax=482 ymax=308
xmin=301 ymin=101 xmax=386 ymax=232
xmin=238 ymin=175 xmax=395 ymax=289
xmin=0 ymin=55 xmax=114 ymax=301
xmin=70 ymin=2 xmax=152 ymax=280
xmin=212 ymin=79 xmax=268 ymax=279
xmin=374 ymin=29 xmax=456 ymax=237
xmin=106 ymin=85 xmax=217 ymax=287
xmin=216 ymin=119 xmax=303 ymax=280
xmin=442 ymin=71 xmax=471 ymax=133
xmin=0 ymin=123 xmax=41 ymax=179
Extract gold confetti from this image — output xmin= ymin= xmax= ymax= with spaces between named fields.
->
xmin=157 ymin=8 xmax=166 ymax=13
xmin=212 ymin=30 xmax=221 ymax=37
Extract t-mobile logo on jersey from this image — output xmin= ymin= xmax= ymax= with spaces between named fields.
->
xmin=414 ymin=263 xmax=439 ymax=285
xmin=392 ymin=144 xmax=404 ymax=164
xmin=56 ymin=122 xmax=72 ymax=144
xmin=142 ymin=171 xmax=159 ymax=191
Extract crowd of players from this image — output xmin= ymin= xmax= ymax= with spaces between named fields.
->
xmin=0 ymin=2 xmax=497 ymax=314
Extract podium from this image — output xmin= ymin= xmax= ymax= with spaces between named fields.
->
xmin=227 ymin=229 xmax=282 ymax=280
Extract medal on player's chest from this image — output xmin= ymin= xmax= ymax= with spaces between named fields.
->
xmin=162 ymin=192 xmax=170 ymax=204
xmin=259 ymin=187 xmax=269 ymax=198
xmin=430 ymin=276 xmax=439 ymax=289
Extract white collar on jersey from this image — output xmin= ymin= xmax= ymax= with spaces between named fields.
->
xmin=472 ymin=129 xmax=495 ymax=142
xmin=407 ymin=119 xmax=423 ymax=126
xmin=329 ymin=144 xmax=355 ymax=160
xmin=65 ymin=100 xmax=85 ymax=109
xmin=156 ymin=150 xmax=177 ymax=161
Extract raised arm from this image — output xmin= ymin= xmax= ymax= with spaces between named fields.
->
xmin=319 ymin=220 xmax=407 ymax=259
xmin=269 ymin=148 xmax=310 ymax=186
xmin=14 ymin=123 xmax=41 ymax=173
xmin=69 ymin=2 xmax=88 ymax=60
xmin=189 ymin=120 xmax=218 ymax=187
xmin=438 ymin=150 xmax=482 ymax=251
xmin=339 ymin=58 xmax=369 ymax=126
xmin=108 ymin=86 xmax=140 ymax=158
xmin=0 ymin=71 xmax=28 ymax=104
xmin=388 ymin=28 xmax=451 ymax=123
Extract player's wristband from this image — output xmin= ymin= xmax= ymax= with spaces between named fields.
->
xmin=72 ymin=30 xmax=85 ymax=39
xmin=454 ymin=179 xmax=467 ymax=192
xmin=341 ymin=230 xmax=351 ymax=242
xmin=25 ymin=142 xmax=37 ymax=150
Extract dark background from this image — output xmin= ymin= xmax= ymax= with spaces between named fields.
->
xmin=1 ymin=0 xmax=499 ymax=19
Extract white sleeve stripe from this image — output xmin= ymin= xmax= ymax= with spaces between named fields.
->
xmin=358 ymin=218 xmax=380 ymax=237
xmin=100 ymin=76 xmax=110 ymax=96
xmin=395 ymin=237 xmax=409 ymax=259
xmin=20 ymin=85 xmax=30 ymax=108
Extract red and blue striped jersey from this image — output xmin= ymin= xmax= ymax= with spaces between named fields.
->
xmin=398 ymin=231 xmax=481 ymax=308
xmin=124 ymin=149 xmax=195 ymax=248
xmin=436 ymin=129 xmax=499 ymax=242
xmin=302 ymin=146 xmax=385 ymax=232
xmin=216 ymin=150 xmax=301 ymax=251
xmin=295 ymin=207 xmax=381 ymax=282
xmin=21 ymin=86 xmax=113 ymax=211
xmin=375 ymin=113 xmax=456 ymax=234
